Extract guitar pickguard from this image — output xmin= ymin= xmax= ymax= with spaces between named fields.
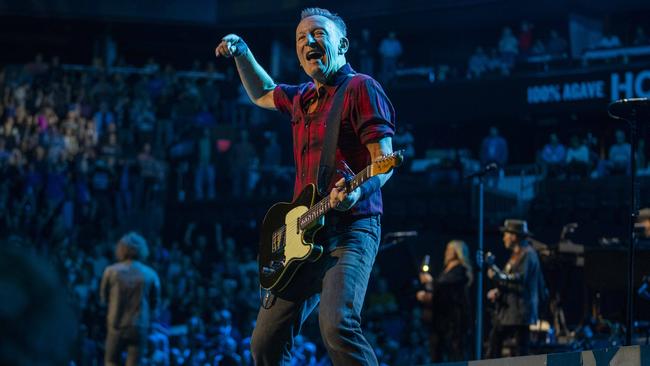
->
xmin=258 ymin=188 xmax=324 ymax=293
xmin=282 ymin=205 xmax=311 ymax=260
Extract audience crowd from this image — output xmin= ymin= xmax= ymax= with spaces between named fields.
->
xmin=348 ymin=21 xmax=650 ymax=83
xmin=0 ymin=56 xmax=432 ymax=365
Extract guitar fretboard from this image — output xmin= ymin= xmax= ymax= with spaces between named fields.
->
xmin=298 ymin=166 xmax=371 ymax=230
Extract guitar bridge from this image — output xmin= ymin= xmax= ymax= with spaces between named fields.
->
xmin=271 ymin=226 xmax=287 ymax=254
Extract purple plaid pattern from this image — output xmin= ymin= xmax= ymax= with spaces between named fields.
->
xmin=273 ymin=64 xmax=395 ymax=216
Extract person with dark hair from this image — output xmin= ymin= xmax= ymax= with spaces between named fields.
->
xmin=215 ymin=6 xmax=395 ymax=366
xmin=547 ymin=30 xmax=568 ymax=56
xmin=540 ymin=133 xmax=566 ymax=178
xmin=378 ymin=31 xmax=403 ymax=84
xmin=480 ymin=126 xmax=507 ymax=186
xmin=100 ymin=232 xmax=161 ymax=366
xmin=0 ymin=243 xmax=77 ymax=366
xmin=565 ymin=135 xmax=590 ymax=179
xmin=480 ymin=126 xmax=508 ymax=168
xmin=416 ymin=240 xmax=472 ymax=362
xmin=608 ymin=130 xmax=631 ymax=175
xmin=486 ymin=220 xmax=545 ymax=358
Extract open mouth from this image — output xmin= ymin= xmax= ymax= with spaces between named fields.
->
xmin=306 ymin=49 xmax=324 ymax=61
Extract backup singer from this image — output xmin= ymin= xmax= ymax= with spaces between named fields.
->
xmin=215 ymin=7 xmax=395 ymax=365
xmin=416 ymin=240 xmax=472 ymax=362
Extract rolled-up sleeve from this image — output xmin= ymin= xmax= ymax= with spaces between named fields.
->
xmin=273 ymin=84 xmax=302 ymax=117
xmin=349 ymin=77 xmax=396 ymax=144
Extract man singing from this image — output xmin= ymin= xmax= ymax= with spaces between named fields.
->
xmin=215 ymin=7 xmax=395 ymax=365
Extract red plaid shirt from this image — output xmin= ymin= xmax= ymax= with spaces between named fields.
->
xmin=273 ymin=64 xmax=395 ymax=216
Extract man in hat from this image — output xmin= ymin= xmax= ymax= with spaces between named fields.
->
xmin=485 ymin=219 xmax=544 ymax=358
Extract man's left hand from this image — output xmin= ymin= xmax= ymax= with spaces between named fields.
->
xmin=487 ymin=288 xmax=500 ymax=302
xmin=419 ymin=272 xmax=433 ymax=285
xmin=329 ymin=177 xmax=361 ymax=211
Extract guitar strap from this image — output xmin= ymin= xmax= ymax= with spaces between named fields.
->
xmin=317 ymin=74 xmax=354 ymax=196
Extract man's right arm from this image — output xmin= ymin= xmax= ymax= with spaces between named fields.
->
xmin=99 ymin=267 xmax=110 ymax=305
xmin=215 ymin=34 xmax=277 ymax=110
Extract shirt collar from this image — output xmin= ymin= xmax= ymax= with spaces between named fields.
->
xmin=317 ymin=63 xmax=356 ymax=97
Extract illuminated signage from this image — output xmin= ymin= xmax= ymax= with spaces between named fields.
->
xmin=526 ymin=69 xmax=650 ymax=104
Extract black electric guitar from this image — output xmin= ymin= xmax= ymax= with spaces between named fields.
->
xmin=258 ymin=151 xmax=404 ymax=295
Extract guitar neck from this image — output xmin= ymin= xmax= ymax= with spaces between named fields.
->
xmin=298 ymin=166 xmax=371 ymax=230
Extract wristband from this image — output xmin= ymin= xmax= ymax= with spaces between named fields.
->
xmin=230 ymin=39 xmax=249 ymax=57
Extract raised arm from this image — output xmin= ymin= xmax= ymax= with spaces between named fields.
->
xmin=215 ymin=34 xmax=277 ymax=110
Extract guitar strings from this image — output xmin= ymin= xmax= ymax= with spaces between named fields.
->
xmin=279 ymin=162 xmax=383 ymax=246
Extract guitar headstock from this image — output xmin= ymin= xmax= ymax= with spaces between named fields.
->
xmin=369 ymin=150 xmax=404 ymax=176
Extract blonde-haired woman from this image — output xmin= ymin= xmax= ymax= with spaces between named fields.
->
xmin=416 ymin=240 xmax=473 ymax=362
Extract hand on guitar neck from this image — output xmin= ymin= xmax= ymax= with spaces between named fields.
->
xmin=328 ymin=177 xmax=361 ymax=211
xmin=485 ymin=252 xmax=502 ymax=302
xmin=328 ymin=138 xmax=396 ymax=212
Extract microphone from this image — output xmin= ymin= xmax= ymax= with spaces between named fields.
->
xmin=465 ymin=163 xmax=499 ymax=179
xmin=421 ymin=255 xmax=430 ymax=273
xmin=485 ymin=162 xmax=498 ymax=172
xmin=387 ymin=231 xmax=418 ymax=238
xmin=608 ymin=97 xmax=650 ymax=120
xmin=560 ymin=222 xmax=578 ymax=239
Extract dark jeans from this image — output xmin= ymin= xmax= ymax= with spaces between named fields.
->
xmin=486 ymin=324 xmax=530 ymax=358
xmin=105 ymin=327 xmax=147 ymax=366
xmin=251 ymin=215 xmax=381 ymax=366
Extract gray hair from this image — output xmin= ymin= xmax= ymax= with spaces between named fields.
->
xmin=300 ymin=7 xmax=347 ymax=37
xmin=116 ymin=232 xmax=149 ymax=261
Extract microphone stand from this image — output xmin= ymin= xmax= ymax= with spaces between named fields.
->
xmin=608 ymin=99 xmax=642 ymax=346
xmin=379 ymin=233 xmax=416 ymax=252
xmin=465 ymin=164 xmax=495 ymax=359
xmin=476 ymin=172 xmax=485 ymax=359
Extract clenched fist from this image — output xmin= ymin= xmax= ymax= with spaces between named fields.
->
xmin=215 ymin=34 xmax=248 ymax=58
